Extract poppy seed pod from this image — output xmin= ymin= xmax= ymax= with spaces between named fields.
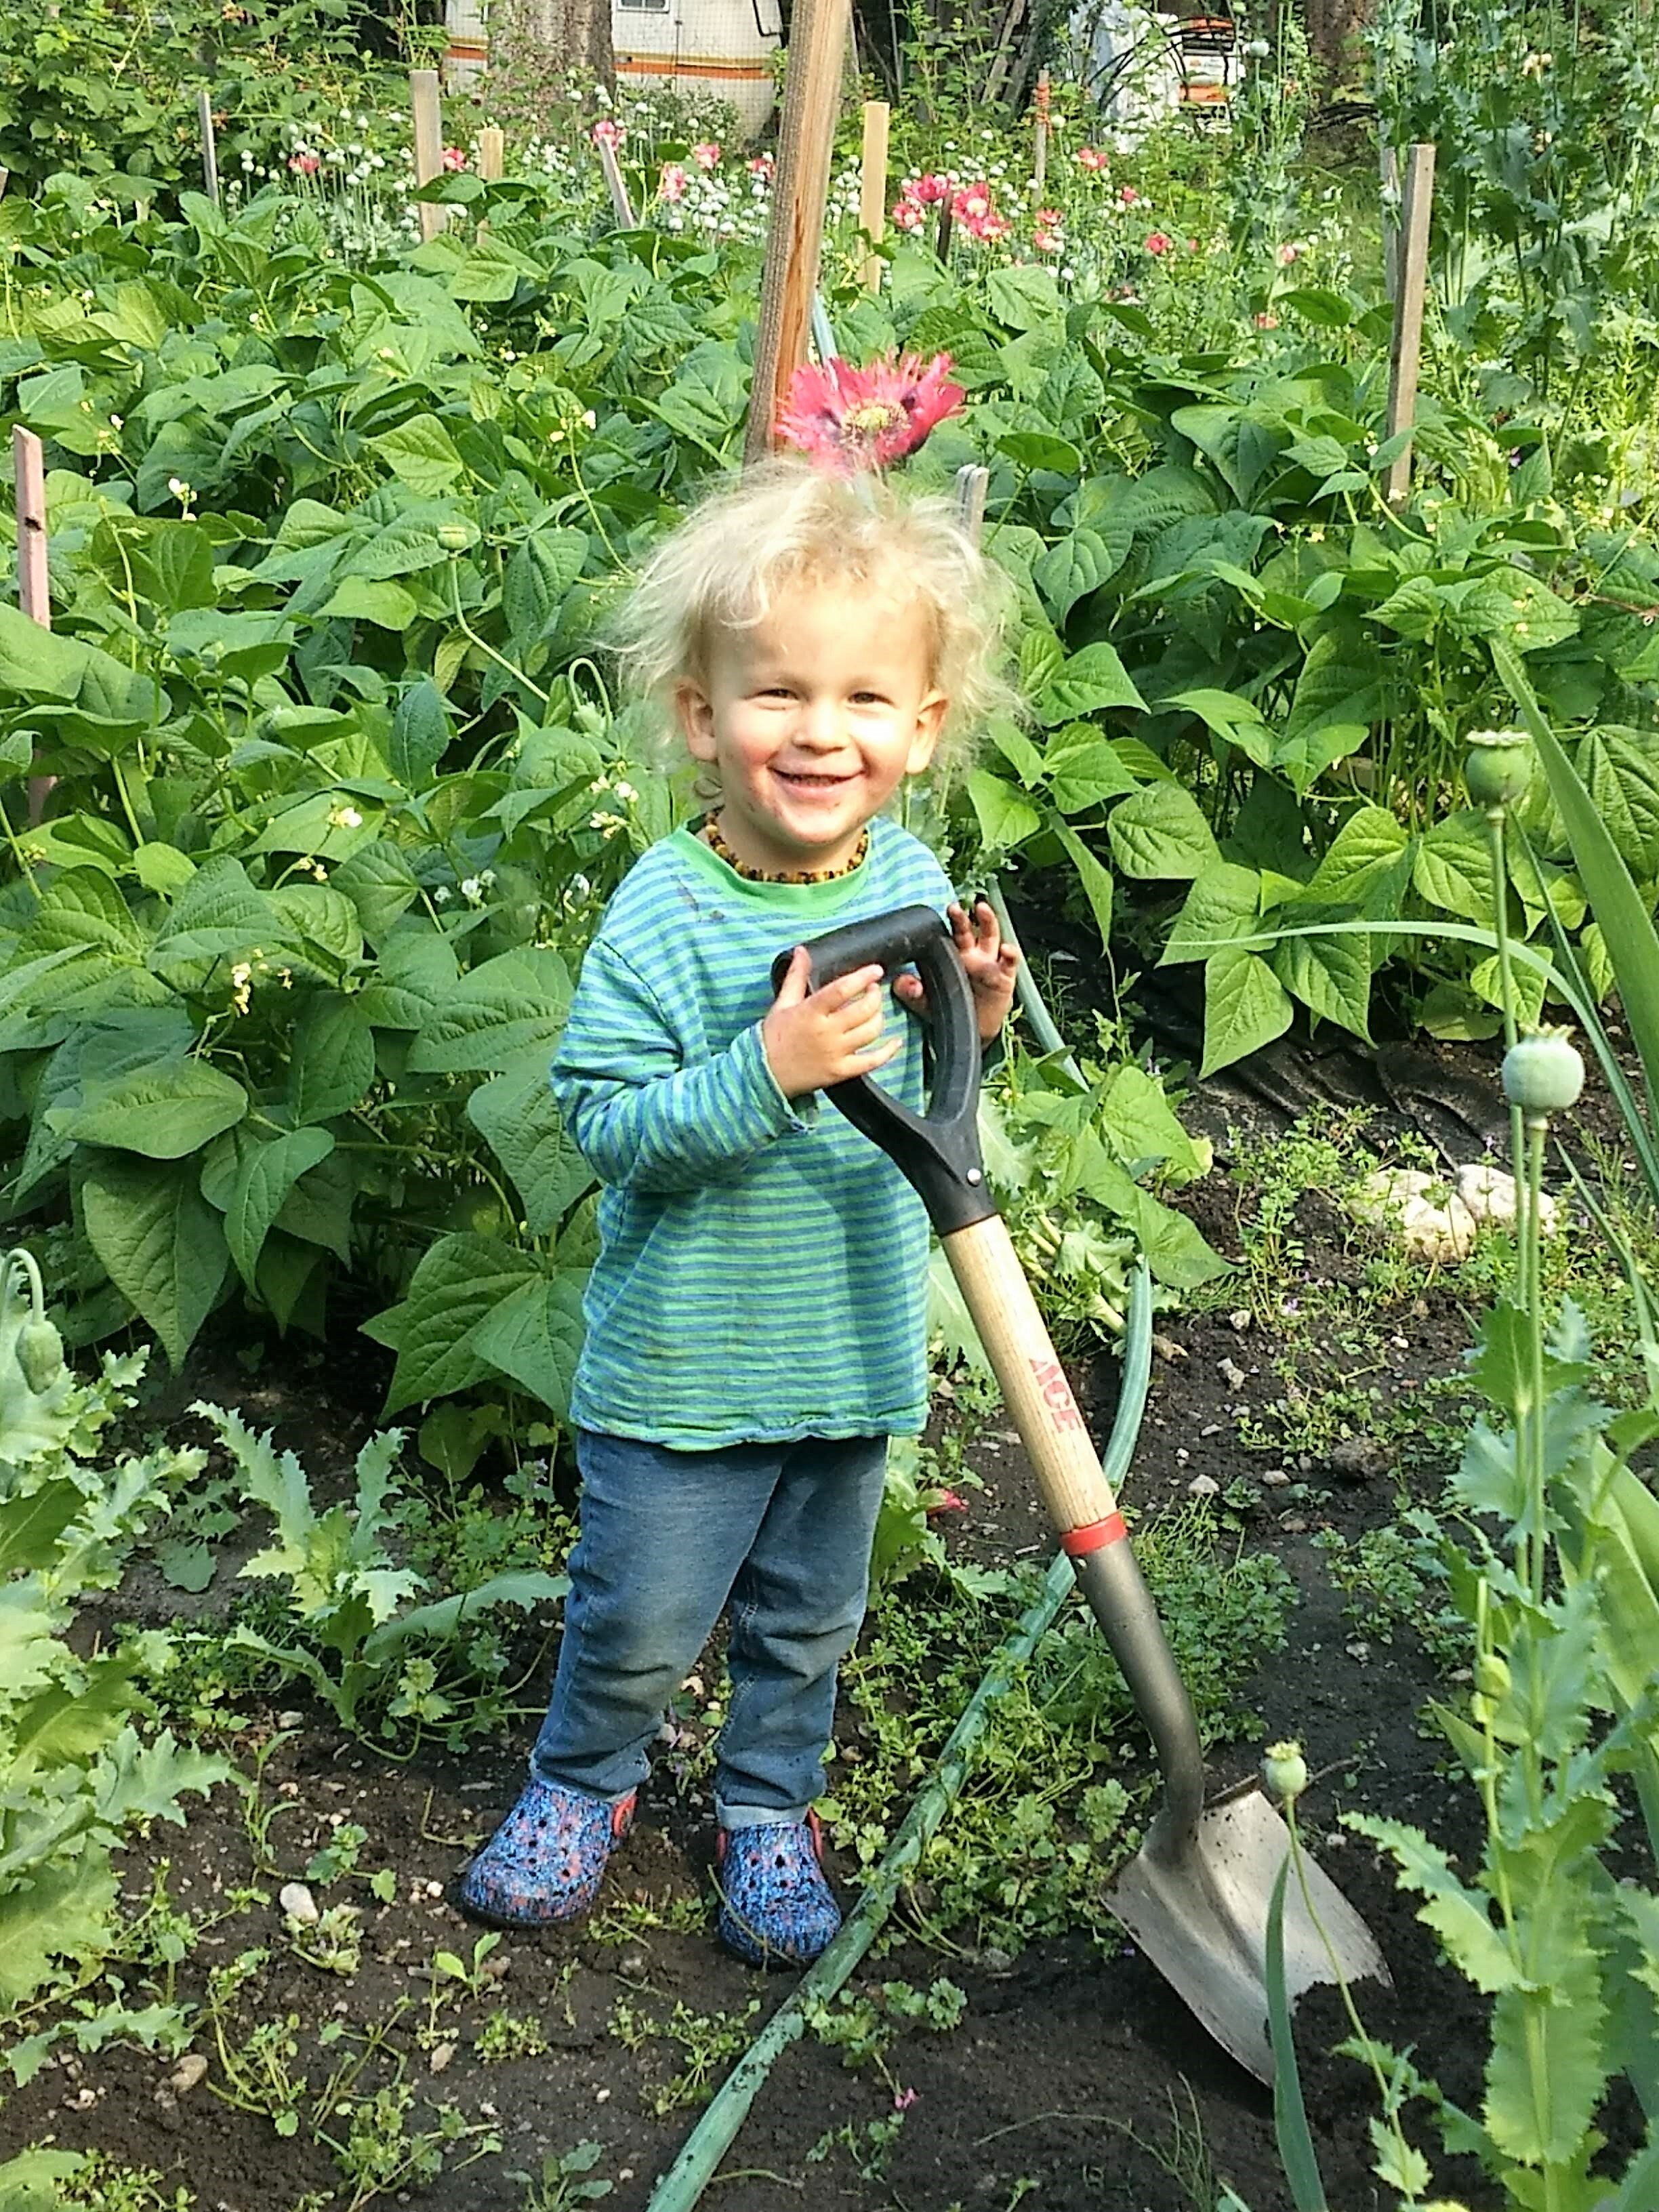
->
xmin=1465 ymin=729 xmax=1532 ymax=810
xmin=1261 ymin=1739 xmax=1308 ymax=1803
xmin=1502 ymin=1027 xmax=1585 ymax=1115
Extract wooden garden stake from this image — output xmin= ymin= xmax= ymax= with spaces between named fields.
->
xmin=1033 ymin=68 xmax=1050 ymax=195
xmin=478 ymin=126 xmax=504 ymax=181
xmin=1380 ymin=144 xmax=1399 ymax=303
xmin=14 ymin=428 xmax=53 ymax=826
xmin=859 ymin=100 xmax=889 ymax=293
xmin=744 ymin=0 xmax=853 ymax=464
xmin=197 ymin=89 xmax=220 ymax=206
xmin=1384 ymin=142 xmax=1435 ymax=508
xmin=954 ymin=463 xmax=989 ymax=546
xmin=410 ymin=68 xmax=447 ymax=242
xmin=595 ymin=134 xmax=636 ymax=227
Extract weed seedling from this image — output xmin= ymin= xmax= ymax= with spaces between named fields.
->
xmin=509 ymin=2139 xmax=613 ymax=2208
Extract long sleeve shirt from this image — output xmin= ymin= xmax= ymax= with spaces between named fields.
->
xmin=548 ymin=817 xmax=960 ymax=1449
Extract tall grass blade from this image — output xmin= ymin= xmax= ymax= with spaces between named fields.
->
xmin=1492 ymin=639 xmax=1659 ymax=1134
xmin=1266 ymin=1854 xmax=1330 ymax=2212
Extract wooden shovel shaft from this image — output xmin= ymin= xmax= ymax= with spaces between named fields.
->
xmin=941 ymin=1214 xmax=1124 ymax=1548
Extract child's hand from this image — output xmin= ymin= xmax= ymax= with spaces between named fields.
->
xmin=764 ymin=950 xmax=900 ymax=1100
xmin=893 ymin=901 xmax=1020 ymax=1044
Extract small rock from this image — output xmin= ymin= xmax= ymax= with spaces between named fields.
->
xmin=1259 ymin=1468 xmax=1291 ymax=1488
xmin=275 ymin=1711 xmax=305 ymax=1732
xmin=1279 ymin=1515 xmax=1309 ymax=1533
xmin=1227 ymin=1309 xmax=1253 ymax=1333
xmin=1410 ymin=1296 xmax=1429 ymax=1318
xmin=152 ymin=2089 xmax=182 ymax=2133
xmin=977 ymin=1947 xmax=1015 ymax=1975
xmin=1186 ymin=1473 xmax=1221 ymax=1499
xmin=619 ymin=1950 xmax=648 ymax=1980
xmin=1346 ymin=1641 xmax=1372 ymax=1664
xmin=1456 ymin=1163 xmax=1558 ymax=1234
xmin=279 ymin=1882 xmax=319 ymax=1925
xmin=1152 ymin=1334 xmax=1187 ymax=1363
xmin=425 ymin=1881 xmax=444 ymax=1900
xmin=1328 ymin=1437 xmax=1389 ymax=1481
xmin=169 ymin=2054 xmax=209 ymax=2097
xmin=1218 ymin=1357 xmax=1248 ymax=1390
xmin=481 ymin=1951 xmax=510 ymax=1982
xmin=595 ymin=2087 xmax=611 ymax=2104
xmin=1200 ymin=1422 xmax=1222 ymax=1438
xmin=428 ymin=2042 xmax=456 ymax=2074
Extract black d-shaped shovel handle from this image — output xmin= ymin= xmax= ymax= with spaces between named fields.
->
xmin=771 ymin=904 xmax=998 ymax=1235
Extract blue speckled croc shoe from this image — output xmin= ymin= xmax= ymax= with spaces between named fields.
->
xmin=716 ymin=1810 xmax=841 ymax=1968
xmin=459 ymin=1778 xmax=636 ymax=1929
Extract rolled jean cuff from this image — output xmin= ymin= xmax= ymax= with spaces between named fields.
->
xmin=717 ymin=1799 xmax=813 ymax=1832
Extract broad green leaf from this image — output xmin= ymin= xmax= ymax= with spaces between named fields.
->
xmin=59 ymin=1060 xmax=247 ymax=1159
xmin=503 ymin=529 xmax=588 ymax=646
xmin=407 ymin=947 xmax=572 ymax=1074
xmin=1273 ymin=918 xmax=1373 ymax=1038
xmin=986 ymin=715 xmax=1047 ymax=787
xmin=1160 ymin=862 xmax=1266 ymax=965
xmin=1413 ymin=811 xmax=1498 ymax=926
xmin=319 ymin=577 xmax=418 ymax=630
xmin=0 ymin=1482 xmax=85 ymax=1574
xmin=966 ymin=771 xmax=1041 ymax=857
xmin=331 ymin=841 xmax=422 ymax=941
xmin=1486 ymin=1955 xmax=1609 ymax=2166
xmin=1168 ymin=687 xmax=1273 ymax=771
xmin=1301 ymin=805 xmax=1410 ymax=905
xmin=467 ymin=1050 xmax=594 ymax=1233
xmin=469 ymin=1271 xmax=588 ymax=1414
xmin=986 ymin=265 xmax=1064 ymax=332
xmin=268 ymin=885 xmax=363 ymax=977
xmin=0 ymin=603 xmax=161 ymax=724
xmin=131 ymin=842 xmax=196 ymax=896
xmin=1044 ymin=733 xmax=1139 ymax=812
xmin=1032 ymin=520 xmax=1131 ymax=621
xmin=288 ymin=998 xmax=375 ymax=1125
xmin=1037 ymin=641 xmax=1147 ymax=725
xmin=1108 ymin=782 xmax=1218 ymax=881
xmin=222 ymin=1129 xmax=335 ymax=1293
xmin=1098 ymin=1065 xmax=1206 ymax=1179
xmin=387 ymin=678 xmax=451 ymax=790
xmin=1273 ymin=633 xmax=1380 ymax=794
xmin=367 ymin=413 xmax=466 ymax=497
xmin=82 ymin=1155 xmax=229 ymax=1368
xmin=1050 ymin=821 xmax=1113 ymax=946
xmin=1201 ymin=947 xmax=1292 ymax=1076
xmin=148 ymin=855 xmax=276 ymax=976
xmin=1576 ymin=725 xmax=1659 ymax=874
xmin=376 ymin=1233 xmax=539 ymax=1414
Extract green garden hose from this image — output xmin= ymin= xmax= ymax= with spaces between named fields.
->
xmin=642 ymin=889 xmax=1155 ymax=2212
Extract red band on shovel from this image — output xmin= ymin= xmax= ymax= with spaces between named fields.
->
xmin=1061 ymin=1513 xmax=1127 ymax=1557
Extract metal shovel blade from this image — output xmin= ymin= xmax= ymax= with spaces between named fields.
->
xmin=1106 ymin=1788 xmax=1392 ymax=2084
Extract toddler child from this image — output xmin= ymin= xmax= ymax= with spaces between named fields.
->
xmin=459 ymin=457 xmax=1019 ymax=1967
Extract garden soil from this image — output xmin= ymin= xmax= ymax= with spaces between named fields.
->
xmin=5 ymin=1052 xmax=1616 ymax=2212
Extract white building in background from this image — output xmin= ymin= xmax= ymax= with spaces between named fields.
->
xmin=445 ymin=0 xmax=782 ymax=140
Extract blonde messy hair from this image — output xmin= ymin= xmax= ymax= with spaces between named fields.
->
xmin=607 ymin=458 xmax=1019 ymax=789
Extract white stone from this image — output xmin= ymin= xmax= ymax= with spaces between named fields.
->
xmin=1455 ymin=1163 xmax=1558 ymax=1233
xmin=279 ymin=1882 xmax=319 ymax=1925
xmin=1186 ymin=1473 xmax=1221 ymax=1498
xmin=169 ymin=2055 xmax=209 ymax=2096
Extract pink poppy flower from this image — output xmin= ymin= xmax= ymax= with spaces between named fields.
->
xmin=777 ymin=350 xmax=964 ymax=476
xmin=1187 ymin=237 xmax=1201 ymax=251
xmin=1277 ymin=241 xmax=1301 ymax=265
xmin=1036 ymin=207 xmax=1063 ymax=226
xmin=951 ymin=181 xmax=992 ymax=223
xmin=441 ymin=146 xmax=467 ymax=171
xmin=1076 ymin=145 xmax=1107 ymax=171
xmin=1144 ymin=230 xmax=1172 ymax=254
xmin=591 ymin=118 xmax=621 ymax=148
xmin=911 ymin=171 xmax=950 ymax=204
xmin=975 ymin=212 xmax=1012 ymax=241
xmin=1119 ymin=183 xmax=1140 ymax=205
xmin=289 ymin=151 xmax=320 ymax=176
xmin=747 ymin=153 xmax=775 ymax=180
xmin=890 ymin=197 xmax=926 ymax=232
xmin=1033 ymin=227 xmax=1061 ymax=252
xmin=658 ymin=163 xmax=687 ymax=203
xmin=692 ymin=140 xmax=721 ymax=169
xmin=1254 ymin=311 xmax=1280 ymax=328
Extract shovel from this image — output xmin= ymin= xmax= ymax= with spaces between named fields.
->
xmin=779 ymin=904 xmax=1390 ymax=2084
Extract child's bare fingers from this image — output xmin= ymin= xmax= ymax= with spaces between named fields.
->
xmin=828 ymin=964 xmax=884 ymax=1008
xmin=848 ymin=1036 xmax=903 ymax=1076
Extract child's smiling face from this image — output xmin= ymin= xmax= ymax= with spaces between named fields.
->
xmin=674 ymin=573 xmax=947 ymax=876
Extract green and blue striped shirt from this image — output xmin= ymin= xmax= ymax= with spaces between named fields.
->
xmin=549 ymin=818 xmax=958 ymax=1449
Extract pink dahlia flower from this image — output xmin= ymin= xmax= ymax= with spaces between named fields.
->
xmin=777 ymin=351 xmax=964 ymax=475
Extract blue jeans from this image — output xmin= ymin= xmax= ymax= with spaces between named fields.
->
xmin=531 ymin=1428 xmax=889 ymax=1827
